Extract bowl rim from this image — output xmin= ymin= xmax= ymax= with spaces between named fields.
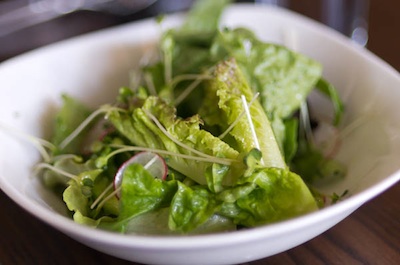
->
xmin=1 ymin=2 xmax=400 ymax=251
xmin=1 ymin=168 xmax=399 ymax=249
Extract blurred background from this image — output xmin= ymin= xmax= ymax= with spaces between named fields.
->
xmin=0 ymin=1 xmax=400 ymax=264
xmin=0 ymin=0 xmax=399 ymax=70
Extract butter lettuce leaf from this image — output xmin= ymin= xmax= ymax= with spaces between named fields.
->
xmin=169 ymin=182 xmax=219 ymax=233
xmin=40 ymin=0 xmax=344 ymax=235
xmin=200 ymin=58 xmax=286 ymax=169
xmin=211 ymin=27 xmax=323 ymax=120
xmin=51 ymin=94 xmax=92 ymax=155
xmin=100 ymin=163 xmax=178 ymax=232
xmin=218 ymin=152 xmax=318 ymax=226
xmin=107 ymin=96 xmax=242 ymax=185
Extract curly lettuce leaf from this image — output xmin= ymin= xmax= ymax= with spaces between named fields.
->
xmin=169 ymin=182 xmax=219 ymax=233
xmin=102 ymin=163 xmax=178 ymax=232
xmin=211 ymin=27 xmax=323 ymax=120
xmin=199 ymin=58 xmax=286 ymax=169
xmin=218 ymin=152 xmax=318 ymax=226
xmin=63 ymin=168 xmax=119 ymax=221
xmin=107 ymin=96 xmax=242 ymax=185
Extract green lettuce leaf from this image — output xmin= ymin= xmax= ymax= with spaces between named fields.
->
xmin=51 ymin=94 xmax=92 ymax=155
xmin=291 ymin=138 xmax=347 ymax=184
xmin=107 ymin=96 xmax=242 ymax=185
xmin=179 ymin=0 xmax=231 ymax=36
xmin=218 ymin=152 xmax=318 ymax=226
xmin=199 ymin=58 xmax=286 ymax=169
xmin=211 ymin=28 xmax=323 ymax=120
xmin=315 ymin=78 xmax=345 ymax=126
xmin=63 ymin=168 xmax=119 ymax=220
xmin=107 ymin=163 xmax=178 ymax=232
xmin=169 ymin=182 xmax=219 ymax=233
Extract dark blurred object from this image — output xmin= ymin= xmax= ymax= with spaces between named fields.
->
xmin=256 ymin=0 xmax=369 ymax=46
xmin=0 ymin=0 xmax=158 ymax=37
xmin=0 ymin=0 xmax=198 ymax=61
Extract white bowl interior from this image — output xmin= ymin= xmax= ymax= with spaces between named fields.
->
xmin=1 ymin=4 xmax=400 ymax=265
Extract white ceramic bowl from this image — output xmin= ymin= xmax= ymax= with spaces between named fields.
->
xmin=1 ymin=4 xmax=400 ymax=265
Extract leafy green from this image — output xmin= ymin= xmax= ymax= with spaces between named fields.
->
xmin=63 ymin=168 xmax=119 ymax=220
xmin=179 ymin=0 xmax=231 ymax=36
xmin=103 ymin=163 xmax=178 ymax=232
xmin=211 ymin=28 xmax=323 ymax=120
xmin=199 ymin=58 xmax=285 ymax=168
xmin=51 ymin=94 xmax=92 ymax=155
xmin=36 ymin=0 xmax=346 ymax=235
xmin=291 ymin=140 xmax=346 ymax=184
xmin=107 ymin=96 xmax=242 ymax=185
xmin=169 ymin=183 xmax=218 ymax=233
xmin=316 ymin=78 xmax=345 ymax=126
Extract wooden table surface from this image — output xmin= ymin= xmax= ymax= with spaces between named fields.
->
xmin=1 ymin=1 xmax=400 ymax=264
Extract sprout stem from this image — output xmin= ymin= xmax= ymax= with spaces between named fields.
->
xmin=144 ymin=72 xmax=157 ymax=96
xmin=144 ymin=110 xmax=228 ymax=162
xmin=34 ymin=163 xmax=78 ymax=180
xmin=172 ymin=68 xmax=214 ymax=106
xmin=299 ymin=102 xmax=314 ymax=146
xmin=219 ymin=92 xmax=260 ymax=139
xmin=173 ymin=78 xmax=203 ymax=106
xmin=107 ymin=144 xmax=235 ymax=165
xmin=96 ymin=187 xmax=121 ymax=211
xmin=241 ymin=94 xmax=261 ymax=151
xmin=59 ymin=105 xmax=124 ymax=150
xmin=169 ymin=74 xmax=212 ymax=89
xmin=144 ymin=154 xmax=158 ymax=169
xmin=90 ymin=182 xmax=113 ymax=209
xmin=0 ymin=122 xmax=55 ymax=162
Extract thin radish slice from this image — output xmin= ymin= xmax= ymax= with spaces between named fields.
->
xmin=113 ymin=151 xmax=168 ymax=198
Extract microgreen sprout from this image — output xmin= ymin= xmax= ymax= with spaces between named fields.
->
xmin=169 ymin=74 xmax=213 ymax=90
xmin=172 ymin=72 xmax=213 ymax=106
xmin=144 ymin=109 xmax=233 ymax=163
xmin=95 ymin=187 xmax=121 ymax=211
xmin=144 ymin=72 xmax=157 ymax=96
xmin=0 ymin=122 xmax=56 ymax=162
xmin=90 ymin=182 xmax=113 ymax=209
xmin=102 ymin=144 xmax=235 ymax=166
xmin=33 ymin=163 xmax=78 ymax=181
xmin=144 ymin=155 xmax=159 ymax=169
xmin=241 ymin=94 xmax=261 ymax=152
xmin=299 ymin=101 xmax=315 ymax=146
xmin=219 ymin=92 xmax=260 ymax=139
xmin=173 ymin=77 xmax=208 ymax=106
xmin=162 ymin=35 xmax=173 ymax=85
xmin=59 ymin=105 xmax=125 ymax=150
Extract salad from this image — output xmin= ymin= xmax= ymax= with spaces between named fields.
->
xmin=35 ymin=0 xmax=346 ymax=235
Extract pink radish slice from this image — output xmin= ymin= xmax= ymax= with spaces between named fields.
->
xmin=113 ymin=151 xmax=168 ymax=198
